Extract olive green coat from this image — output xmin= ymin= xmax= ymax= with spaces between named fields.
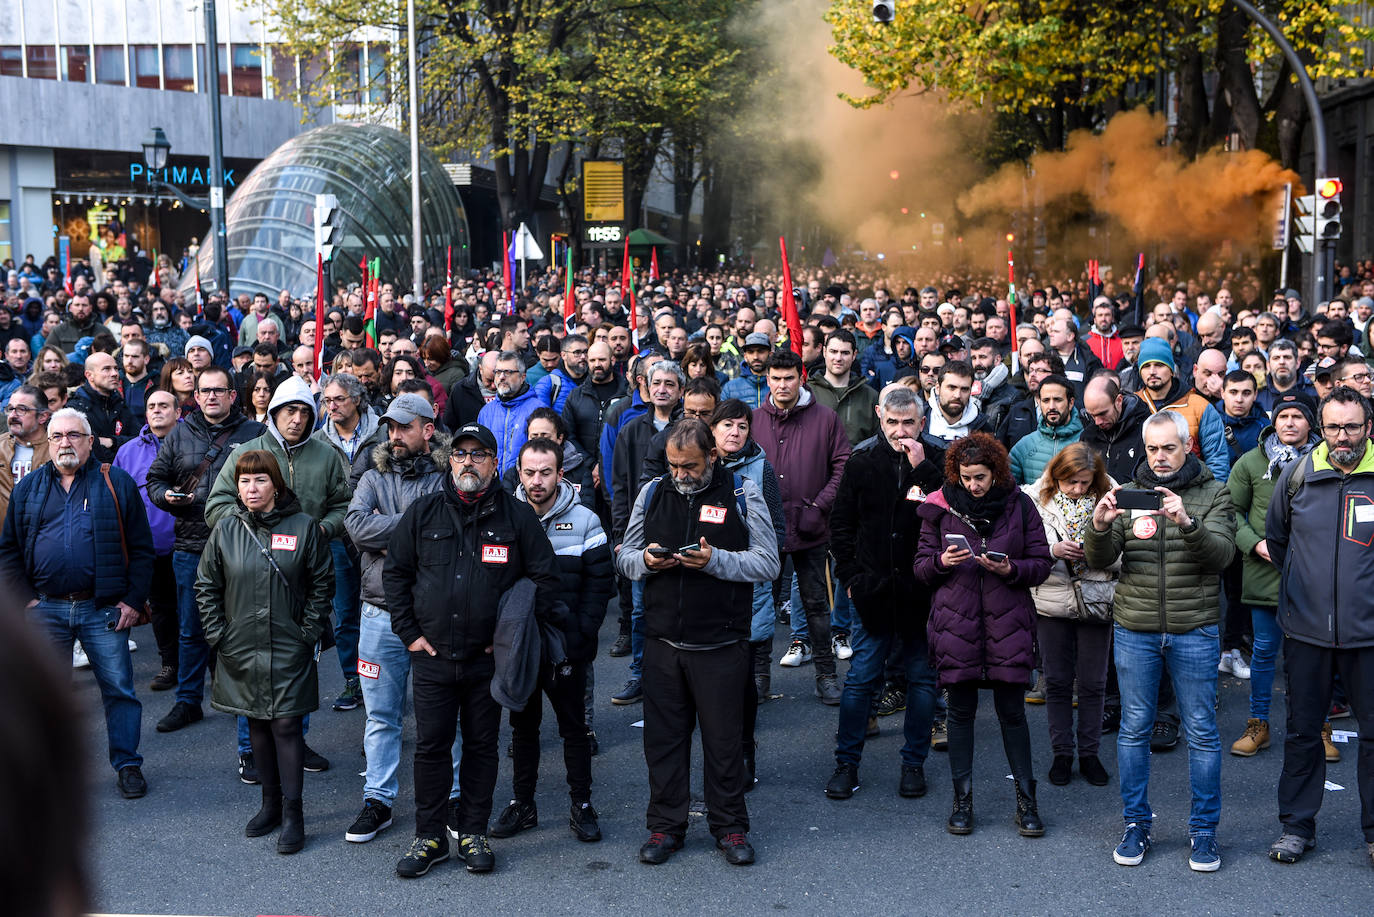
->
xmin=807 ymin=374 xmax=879 ymax=446
xmin=195 ymin=494 xmax=333 ymax=719
xmin=1227 ymin=436 xmax=1284 ymax=606
xmin=1083 ymin=459 xmax=1236 ymax=633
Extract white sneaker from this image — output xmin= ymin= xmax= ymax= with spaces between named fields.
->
xmin=832 ymin=633 xmax=853 ymax=661
xmin=779 ymin=639 xmax=813 ymax=668
xmin=73 ymin=641 xmax=90 ymax=669
xmin=127 ymin=637 xmax=138 ymax=652
xmin=1228 ymin=649 xmax=1250 ymax=679
xmin=1217 ymin=651 xmax=1233 ymax=675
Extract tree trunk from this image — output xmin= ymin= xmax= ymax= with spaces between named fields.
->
xmin=1175 ymin=48 xmax=1210 ymax=159
xmin=1213 ymin=3 xmax=1261 ymax=150
xmin=672 ymin=137 xmax=699 ymax=267
xmin=700 ymin=154 xmax=733 ymax=269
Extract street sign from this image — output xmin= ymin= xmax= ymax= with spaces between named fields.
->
xmin=512 ymin=222 xmax=544 ymax=260
xmin=1273 ymin=183 xmax=1291 ymax=251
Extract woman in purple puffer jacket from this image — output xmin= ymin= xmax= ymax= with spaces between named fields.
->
xmin=915 ymin=432 xmax=1053 ymax=840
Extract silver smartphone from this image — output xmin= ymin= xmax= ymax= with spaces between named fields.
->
xmin=944 ymin=534 xmax=974 ymax=554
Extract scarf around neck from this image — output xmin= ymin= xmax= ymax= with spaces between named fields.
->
xmin=943 ymin=482 xmax=1011 ymax=535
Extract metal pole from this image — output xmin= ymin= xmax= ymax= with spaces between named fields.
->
xmin=407 ymin=0 xmax=423 ymax=304
xmin=203 ymin=0 xmax=230 ymax=298
xmin=1230 ymin=0 xmax=1328 ymax=305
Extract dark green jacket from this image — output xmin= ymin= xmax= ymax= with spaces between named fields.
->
xmin=808 ymin=374 xmax=879 ymax=446
xmin=1083 ymin=457 xmax=1235 ymax=633
xmin=195 ymin=493 xmax=333 ymax=719
xmin=1228 ymin=430 xmax=1317 ymax=606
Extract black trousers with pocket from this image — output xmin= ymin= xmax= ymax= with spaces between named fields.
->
xmin=412 ymin=653 xmax=502 ymax=838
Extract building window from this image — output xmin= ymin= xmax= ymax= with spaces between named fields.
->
xmin=63 ymin=46 xmax=91 ymax=82
xmin=271 ymin=47 xmax=297 ymax=101
xmin=367 ymin=43 xmax=390 ymax=104
xmin=95 ymin=46 xmax=125 ymax=85
xmin=0 ymin=47 xmax=21 ymax=77
xmin=164 ymin=45 xmax=194 ymax=91
xmin=232 ymin=45 xmax=263 ymax=97
xmin=338 ymin=43 xmax=362 ymax=104
xmin=0 ymin=201 xmax=11 ymax=266
xmin=27 ymin=46 xmax=58 ymax=80
xmin=129 ymin=45 xmax=159 ymax=89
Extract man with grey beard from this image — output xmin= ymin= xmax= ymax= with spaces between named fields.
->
xmin=384 ymin=421 xmax=560 ymax=878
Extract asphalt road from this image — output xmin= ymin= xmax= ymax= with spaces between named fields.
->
xmin=77 ymin=621 xmax=1370 ymax=917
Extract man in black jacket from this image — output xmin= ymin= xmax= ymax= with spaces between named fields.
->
xmin=144 ymin=366 xmax=264 ymax=738
xmin=825 ymin=386 xmax=944 ymax=802
xmin=561 ymin=341 xmax=627 ymax=463
xmin=384 ymin=422 xmax=560 ymax=878
xmin=1081 ymin=375 xmax=1149 ymax=484
xmin=442 ymin=351 xmax=497 ymax=430
xmin=68 ymin=352 xmax=136 ymax=463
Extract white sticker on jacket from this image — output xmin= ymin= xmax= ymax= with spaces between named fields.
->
xmin=700 ymin=505 xmax=727 ymax=524
xmin=271 ymin=534 xmax=298 ymax=551
xmin=1355 ymin=504 xmax=1374 ymax=524
xmin=482 ymin=544 xmax=509 ymax=563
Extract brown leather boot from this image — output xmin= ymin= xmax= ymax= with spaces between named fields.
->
xmin=1230 ymin=719 xmax=1270 ymax=757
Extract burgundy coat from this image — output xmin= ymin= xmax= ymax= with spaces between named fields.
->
xmin=914 ymin=487 xmax=1052 ymax=688
xmin=752 ymin=389 xmax=851 ymax=552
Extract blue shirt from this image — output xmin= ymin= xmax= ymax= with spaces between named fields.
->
xmin=31 ymin=469 xmax=96 ymax=595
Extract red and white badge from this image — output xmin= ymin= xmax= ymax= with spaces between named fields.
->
xmin=700 ymin=505 xmax=727 ymax=524
xmin=1132 ymin=515 xmax=1158 ymax=540
xmin=481 ymin=544 xmax=509 ymax=563
xmin=358 ymin=659 xmax=381 ymax=680
xmin=270 ymin=534 xmax=298 ymax=551
xmin=905 ymin=485 xmax=926 ymax=502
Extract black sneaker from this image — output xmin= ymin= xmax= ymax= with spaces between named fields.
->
xmin=716 ymin=832 xmax=755 ymax=866
xmin=608 ymin=633 xmax=631 ymax=657
xmin=1150 ymin=720 xmax=1179 ymax=751
xmin=156 ymin=701 xmax=203 ymax=733
xmin=899 ymin=765 xmax=927 ymax=798
xmin=930 ymin=720 xmax=949 ymax=751
xmin=457 ymin=833 xmax=495 ymax=873
xmin=875 ymin=685 xmax=906 ymax=717
xmin=303 ymin=744 xmax=331 ymax=772
xmin=1102 ymin=705 xmax=1122 ymax=733
xmin=238 ymin=752 xmax=260 ymax=785
xmin=396 ymin=835 xmax=449 ymax=878
xmin=332 ymin=677 xmax=363 ymax=711
xmin=570 ymin=802 xmax=602 ymax=842
xmin=825 ymin=763 xmax=859 ymax=800
xmin=638 ymin=832 xmax=682 ymax=865
xmin=149 ymin=665 xmax=177 ymax=691
xmin=490 ymin=800 xmax=537 ymax=838
xmin=345 ymin=799 xmax=394 ymax=843
xmin=117 ymin=765 xmax=148 ymax=799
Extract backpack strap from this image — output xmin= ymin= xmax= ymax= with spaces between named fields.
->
xmin=733 ymin=473 xmax=748 ymax=519
xmin=1283 ymin=453 xmax=1310 ymax=526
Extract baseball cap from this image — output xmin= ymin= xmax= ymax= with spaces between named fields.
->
xmin=1311 ymin=356 xmax=1338 ymax=381
xmin=453 ymin=422 xmax=498 ymax=454
xmin=743 ymin=332 xmax=772 ymax=350
xmin=380 ymin=393 xmax=435 ymax=426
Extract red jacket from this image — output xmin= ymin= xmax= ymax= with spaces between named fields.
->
xmin=752 ymin=389 xmax=851 ymax=551
xmin=1086 ymin=327 xmax=1124 ymax=369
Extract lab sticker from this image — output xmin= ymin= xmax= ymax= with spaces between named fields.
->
xmin=906 ymin=486 xmax=926 ymax=502
xmin=481 ymin=544 xmax=509 ymax=563
xmin=358 ymin=659 xmax=381 ymax=680
xmin=1355 ymin=504 xmax=1374 ymax=524
xmin=1132 ymin=516 xmax=1158 ymax=540
xmin=699 ymin=505 xmax=727 ymax=524
xmin=270 ymin=534 xmax=298 ymax=551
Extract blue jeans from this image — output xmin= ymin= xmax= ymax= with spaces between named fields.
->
xmin=172 ymin=550 xmax=210 ymax=706
xmin=1250 ymin=606 xmax=1281 ymax=719
xmin=358 ymin=602 xmax=459 ymax=804
xmin=749 ymin=582 xmax=774 ymax=643
xmin=835 ymin=622 xmax=936 ymax=768
xmin=331 ymin=539 xmax=361 ymax=681
xmin=31 ymin=598 xmax=142 ymax=772
xmin=1115 ymin=623 xmax=1222 ymax=837
xmin=629 ymin=579 xmax=645 ymax=681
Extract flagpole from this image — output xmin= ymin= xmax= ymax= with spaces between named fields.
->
xmin=1007 ymin=246 xmax=1019 ymax=376
xmin=406 ymin=0 xmax=423 ymax=305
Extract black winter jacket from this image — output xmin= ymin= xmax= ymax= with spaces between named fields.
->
xmin=612 ymin=407 xmax=680 ymax=541
xmin=68 ymin=382 xmax=137 ymax=462
xmin=1079 ymin=392 xmax=1149 ymax=485
xmin=562 ymin=375 xmax=628 ymax=460
xmin=442 ymin=372 xmax=490 ymax=431
xmin=146 ymin=408 xmax=265 ymax=553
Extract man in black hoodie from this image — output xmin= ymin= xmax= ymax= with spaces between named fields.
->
xmin=1081 ymin=375 xmax=1150 ymax=484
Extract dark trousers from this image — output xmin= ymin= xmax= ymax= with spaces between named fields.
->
xmin=148 ymin=552 xmax=179 ymax=669
xmin=1037 ymin=616 xmax=1112 ymax=756
xmin=643 ymin=638 xmax=750 ymax=838
xmin=509 ymin=661 xmax=592 ymax=805
xmin=946 ymin=680 xmax=1034 ymax=785
xmin=616 ymin=576 xmax=633 ymax=637
xmin=1221 ymin=555 xmax=1251 ymax=652
xmin=779 ymin=544 xmax=835 ymax=676
xmin=1279 ymin=639 xmax=1374 ymax=842
xmin=412 ymin=653 xmax=502 ymax=837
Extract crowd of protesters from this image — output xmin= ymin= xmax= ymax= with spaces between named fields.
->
xmin=5 ymin=243 xmax=1374 ymax=878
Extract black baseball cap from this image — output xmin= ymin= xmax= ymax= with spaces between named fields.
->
xmin=453 ymin=422 xmax=498 ymax=454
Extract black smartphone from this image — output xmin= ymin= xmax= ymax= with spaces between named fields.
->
xmin=647 ymin=546 xmax=675 ymax=558
xmin=1116 ymin=489 xmax=1162 ymax=511
xmin=676 ymin=543 xmax=701 ymax=555
xmin=985 ymin=551 xmax=1008 ymax=563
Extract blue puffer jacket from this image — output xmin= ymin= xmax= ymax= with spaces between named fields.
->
xmin=1009 ymin=411 xmax=1084 ymax=485
xmin=860 ymin=326 xmax=918 ymax=389
xmin=0 ymin=455 xmax=155 ymax=608
xmin=478 ymin=383 xmax=545 ymax=475
xmin=533 ymin=367 xmax=579 ymax=415
xmin=1198 ymin=402 xmax=1268 ymax=481
xmin=722 ymin=363 xmax=770 ymax=410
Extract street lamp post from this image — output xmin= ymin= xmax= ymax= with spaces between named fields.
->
xmin=142 ymin=127 xmax=171 ymax=264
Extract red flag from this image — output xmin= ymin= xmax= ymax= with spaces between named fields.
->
xmin=63 ymin=258 xmax=73 ymax=296
xmin=649 ymin=247 xmax=660 ymax=282
xmin=501 ymin=231 xmax=512 ymax=305
xmin=444 ymin=245 xmax=454 ymax=337
xmin=1007 ymin=248 xmax=1020 ymax=374
xmin=778 ymin=236 xmax=804 ymax=378
xmin=193 ymin=255 xmax=201 ymax=308
xmin=363 ymin=257 xmax=377 ymax=347
xmin=621 ymin=235 xmax=637 ymax=338
xmin=562 ymin=243 xmax=576 ymax=325
xmin=313 ymin=252 xmax=326 ymax=380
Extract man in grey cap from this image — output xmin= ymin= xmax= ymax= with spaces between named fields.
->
xmin=721 ymin=332 xmax=772 ymax=410
xmin=342 ymin=391 xmax=461 ymax=845
xmin=185 ymin=335 xmax=215 ymax=372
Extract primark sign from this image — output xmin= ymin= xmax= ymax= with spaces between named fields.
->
xmin=129 ymin=163 xmax=237 ymax=187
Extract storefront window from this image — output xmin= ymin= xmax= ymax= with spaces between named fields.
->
xmin=0 ymin=47 xmax=21 ymax=77
xmin=338 ymin=43 xmax=362 ymax=104
xmin=95 ymin=46 xmax=125 ymax=84
xmin=164 ymin=45 xmax=194 ymax=91
xmin=367 ymin=43 xmax=390 ymax=104
xmin=232 ymin=45 xmax=263 ymax=97
xmin=27 ymin=46 xmax=57 ymax=80
xmin=129 ymin=45 xmax=159 ymax=89
xmin=63 ymin=46 xmax=91 ymax=82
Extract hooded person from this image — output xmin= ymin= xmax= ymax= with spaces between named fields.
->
xmin=922 ymin=361 xmax=990 ymax=451
xmin=862 ymin=325 xmax=919 ymax=390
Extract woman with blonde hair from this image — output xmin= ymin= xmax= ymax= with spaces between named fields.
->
xmin=1024 ymin=442 xmax=1119 ymax=787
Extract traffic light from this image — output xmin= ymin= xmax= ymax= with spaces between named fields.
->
xmin=872 ymin=1 xmax=895 ymax=23
xmin=314 ymin=193 xmax=341 ymax=263
xmin=1316 ymin=177 xmax=1342 ymax=240
xmin=1293 ymin=194 xmax=1316 ymax=255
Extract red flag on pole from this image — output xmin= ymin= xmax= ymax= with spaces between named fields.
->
xmin=649 ymin=247 xmax=660 ymax=282
xmin=313 ymin=252 xmax=327 ymax=380
xmin=1007 ymin=248 xmax=1020 ymax=375
xmin=562 ymin=243 xmax=576 ymax=325
xmin=444 ymin=245 xmax=454 ymax=337
xmin=501 ymin=231 xmax=512 ymax=305
xmin=778 ymin=236 xmax=804 ymax=378
xmin=621 ymin=235 xmax=637 ymax=341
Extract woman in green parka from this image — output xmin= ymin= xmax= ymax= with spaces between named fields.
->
xmin=196 ymin=449 xmax=333 ymax=855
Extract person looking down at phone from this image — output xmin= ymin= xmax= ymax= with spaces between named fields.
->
xmin=913 ymin=432 xmax=1052 ymax=840
xmin=1083 ymin=409 xmax=1236 ymax=873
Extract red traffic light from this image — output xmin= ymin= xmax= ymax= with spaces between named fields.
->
xmin=1318 ymin=177 xmax=1343 ymax=198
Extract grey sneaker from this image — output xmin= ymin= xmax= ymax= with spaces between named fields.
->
xmin=815 ymin=674 xmax=841 ymax=705
xmin=1268 ymin=833 xmax=1315 ymax=864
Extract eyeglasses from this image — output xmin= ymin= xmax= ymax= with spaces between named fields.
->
xmin=6 ymin=404 xmax=36 ymax=415
xmin=493 ymin=368 xmax=522 ymax=377
xmin=197 ymin=387 xmax=230 ymax=397
xmin=1322 ymin=423 xmax=1368 ymax=438
xmin=48 ymin=432 xmax=90 ymax=443
xmin=452 ymin=449 xmax=493 ymax=462
xmin=1342 ymin=371 xmax=1372 ymax=383
xmin=322 ymin=396 xmax=351 ymax=407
